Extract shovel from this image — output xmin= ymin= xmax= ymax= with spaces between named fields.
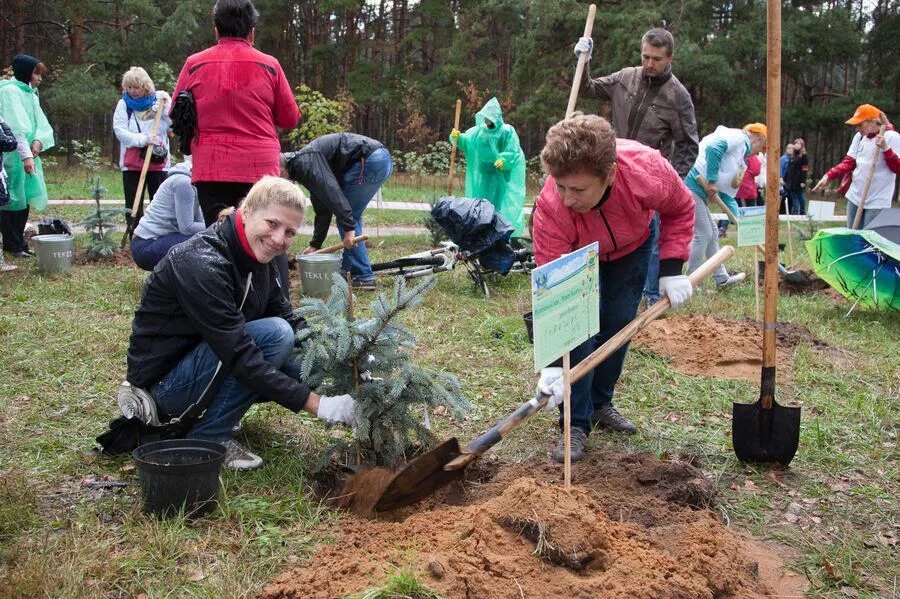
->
xmin=312 ymin=234 xmax=368 ymax=254
xmin=374 ymin=246 xmax=736 ymax=512
xmin=731 ymin=0 xmax=800 ymax=465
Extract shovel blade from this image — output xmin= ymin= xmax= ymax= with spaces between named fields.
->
xmin=732 ymin=400 xmax=801 ymax=465
xmin=374 ymin=438 xmax=466 ymax=512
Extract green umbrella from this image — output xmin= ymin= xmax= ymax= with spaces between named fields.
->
xmin=805 ymin=226 xmax=900 ymax=313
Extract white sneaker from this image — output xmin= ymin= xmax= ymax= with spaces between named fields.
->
xmin=717 ymin=272 xmax=746 ymax=288
xmin=223 ymin=440 xmax=263 ymax=470
xmin=0 ymin=262 xmax=16 ymax=272
xmin=117 ymin=382 xmax=161 ymax=425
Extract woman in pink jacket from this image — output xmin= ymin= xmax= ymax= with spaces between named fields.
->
xmin=532 ymin=115 xmax=695 ymax=463
xmin=172 ymin=0 xmax=300 ymax=226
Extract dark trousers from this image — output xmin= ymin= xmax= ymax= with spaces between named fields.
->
xmin=196 ymin=181 xmax=290 ymax=301
xmin=131 ymin=233 xmax=193 ymax=271
xmin=0 ymin=206 xmax=30 ymax=253
xmin=563 ymin=232 xmax=652 ymax=434
xmin=123 ymin=170 xmax=167 ymax=228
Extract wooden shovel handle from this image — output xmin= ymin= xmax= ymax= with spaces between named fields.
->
xmin=447 ymin=99 xmax=462 ymax=195
xmin=565 ymin=4 xmax=597 ymax=119
xmin=131 ymin=97 xmax=167 ymax=218
xmin=444 ymin=245 xmax=736 ymax=470
xmin=313 ymin=234 xmax=368 ymax=254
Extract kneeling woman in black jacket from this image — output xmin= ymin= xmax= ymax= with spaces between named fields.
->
xmin=122 ymin=176 xmax=355 ymax=470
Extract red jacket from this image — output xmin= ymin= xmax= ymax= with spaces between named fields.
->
xmin=533 ymin=139 xmax=694 ymax=277
xmin=736 ymin=154 xmax=761 ymax=200
xmin=172 ymin=38 xmax=300 ymax=184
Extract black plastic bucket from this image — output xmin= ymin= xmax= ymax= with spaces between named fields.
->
xmin=132 ymin=439 xmax=226 ymax=518
xmin=523 ymin=311 xmax=534 ymax=344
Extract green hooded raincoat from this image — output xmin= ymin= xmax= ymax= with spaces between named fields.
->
xmin=451 ymin=98 xmax=526 ymax=237
xmin=0 ymin=79 xmax=54 ymax=211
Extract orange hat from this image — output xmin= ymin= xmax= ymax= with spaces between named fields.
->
xmin=743 ymin=123 xmax=767 ymax=139
xmin=845 ymin=104 xmax=882 ymax=125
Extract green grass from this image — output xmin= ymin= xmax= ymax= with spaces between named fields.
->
xmin=0 ymin=225 xmax=897 ymax=597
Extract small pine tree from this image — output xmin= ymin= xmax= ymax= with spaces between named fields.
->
xmin=77 ymin=179 xmax=129 ymax=260
xmin=295 ymin=274 xmax=469 ymax=467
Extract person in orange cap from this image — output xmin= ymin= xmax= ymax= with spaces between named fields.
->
xmin=812 ymin=104 xmax=900 ymax=227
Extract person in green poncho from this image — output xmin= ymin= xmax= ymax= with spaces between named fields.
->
xmin=0 ymin=55 xmax=54 ymax=258
xmin=450 ymin=97 xmax=527 ymax=238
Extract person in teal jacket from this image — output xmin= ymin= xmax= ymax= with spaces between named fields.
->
xmin=450 ymin=97 xmax=526 ymax=238
xmin=0 ymin=55 xmax=54 ymax=257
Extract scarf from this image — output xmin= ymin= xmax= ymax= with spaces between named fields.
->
xmin=123 ymin=92 xmax=155 ymax=113
xmin=235 ymin=209 xmax=259 ymax=262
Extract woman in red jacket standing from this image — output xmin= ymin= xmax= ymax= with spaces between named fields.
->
xmin=172 ymin=0 xmax=300 ymax=226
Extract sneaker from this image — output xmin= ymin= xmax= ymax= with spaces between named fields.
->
xmin=11 ymin=251 xmax=32 ymax=258
xmin=550 ymin=427 xmax=588 ymax=463
xmin=590 ymin=404 xmax=637 ymax=434
xmin=116 ymin=381 xmax=161 ymax=426
xmin=0 ymin=262 xmax=17 ymax=272
xmin=223 ymin=439 xmax=263 ymax=470
xmin=351 ymin=279 xmax=376 ymax=292
xmin=716 ymin=272 xmax=747 ymax=288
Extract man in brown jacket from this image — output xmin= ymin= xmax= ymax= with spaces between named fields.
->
xmin=574 ymin=27 xmax=699 ymax=311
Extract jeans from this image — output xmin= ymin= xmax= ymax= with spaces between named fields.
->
xmin=339 ymin=148 xmax=393 ymax=282
xmin=687 ymin=194 xmax=730 ymax=284
xmin=562 ymin=231 xmax=652 ymax=434
xmin=846 ymin=203 xmax=882 ymax=229
xmin=151 ymin=317 xmax=298 ymax=442
xmin=787 ymin=188 xmax=806 ymax=215
xmin=131 ymin=233 xmax=193 ymax=271
xmin=642 ymin=213 xmax=660 ymax=303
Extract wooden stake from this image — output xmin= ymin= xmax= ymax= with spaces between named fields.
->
xmin=565 ymin=5 xmax=597 ymax=119
xmin=783 ymin=197 xmax=795 ymax=266
xmin=754 ymin=246 xmax=760 ymax=321
xmin=447 ymin=99 xmax=462 ymax=195
xmin=562 ymin=352 xmax=572 ymax=490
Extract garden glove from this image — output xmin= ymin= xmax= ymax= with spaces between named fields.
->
xmin=317 ymin=394 xmax=357 ymax=427
xmin=143 ymin=133 xmax=162 ymax=147
xmin=537 ymin=367 xmax=564 ymax=411
xmin=450 ymin=128 xmax=460 ymax=140
xmin=573 ymin=37 xmax=593 ymax=60
xmin=658 ymin=275 xmax=693 ymax=310
xmin=494 ymin=157 xmax=505 ymax=170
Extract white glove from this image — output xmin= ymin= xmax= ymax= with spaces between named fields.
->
xmin=573 ymin=37 xmax=593 ymax=60
xmin=659 ymin=275 xmax=693 ymax=310
xmin=142 ymin=133 xmax=162 ymax=147
xmin=316 ymin=394 xmax=357 ymax=427
xmin=537 ymin=367 xmax=564 ymax=411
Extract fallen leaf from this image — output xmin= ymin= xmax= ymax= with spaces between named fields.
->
xmin=784 ymin=512 xmax=799 ymax=523
xmin=119 ymin=463 xmax=135 ymax=472
xmin=187 ymin=569 xmax=205 ymax=582
xmin=823 ymin=557 xmax=840 ymax=580
xmin=742 ymin=479 xmax=760 ymax=494
xmin=839 ymin=586 xmax=859 ymax=597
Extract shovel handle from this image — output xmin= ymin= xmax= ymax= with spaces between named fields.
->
xmin=444 ymin=245 xmax=736 ymax=471
xmin=313 ymin=234 xmax=368 ymax=254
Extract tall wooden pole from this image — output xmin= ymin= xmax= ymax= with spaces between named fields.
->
xmin=447 ymin=99 xmax=462 ymax=195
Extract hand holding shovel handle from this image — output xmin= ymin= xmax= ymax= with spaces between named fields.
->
xmin=565 ymin=4 xmax=597 ymax=119
xmin=313 ymin=234 xmax=368 ymax=254
xmin=444 ymin=245 xmax=736 ymax=471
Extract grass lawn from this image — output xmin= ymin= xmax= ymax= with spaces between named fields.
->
xmin=0 ymin=213 xmax=896 ymax=595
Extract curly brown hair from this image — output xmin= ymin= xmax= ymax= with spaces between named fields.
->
xmin=540 ymin=114 xmax=617 ymax=179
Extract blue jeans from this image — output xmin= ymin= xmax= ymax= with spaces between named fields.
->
xmin=131 ymin=233 xmax=193 ymax=271
xmin=562 ymin=232 xmax=652 ymax=434
xmin=339 ymin=148 xmax=393 ymax=282
xmin=151 ymin=317 xmax=298 ymax=442
xmin=642 ymin=213 xmax=660 ymax=303
xmin=787 ymin=189 xmax=806 ymax=215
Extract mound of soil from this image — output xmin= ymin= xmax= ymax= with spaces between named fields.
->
xmin=262 ymin=451 xmax=807 ymax=598
xmin=72 ymin=246 xmax=137 ymax=268
xmin=778 ymin=269 xmax=830 ymax=295
xmin=632 ymin=314 xmax=845 ymax=381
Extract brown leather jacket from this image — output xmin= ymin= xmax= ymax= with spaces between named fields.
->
xmin=581 ymin=64 xmax=699 ymax=178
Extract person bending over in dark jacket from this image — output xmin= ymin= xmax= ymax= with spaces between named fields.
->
xmin=282 ymin=132 xmax=393 ymax=291
xmin=120 ymin=176 xmax=356 ymax=470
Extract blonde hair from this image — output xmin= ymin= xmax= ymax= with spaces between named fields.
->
xmin=540 ymin=114 xmax=617 ymax=179
xmin=121 ymin=67 xmax=155 ymax=96
xmin=241 ymin=176 xmax=306 ymax=216
xmin=792 ymin=138 xmax=806 ymax=155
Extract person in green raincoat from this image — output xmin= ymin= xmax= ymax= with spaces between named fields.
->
xmin=450 ymin=97 xmax=527 ymax=238
xmin=0 ymin=55 xmax=54 ymax=257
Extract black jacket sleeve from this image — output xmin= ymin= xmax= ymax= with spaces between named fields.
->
xmin=168 ymin=256 xmax=312 ymax=412
xmin=0 ymin=121 xmax=17 ymax=153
